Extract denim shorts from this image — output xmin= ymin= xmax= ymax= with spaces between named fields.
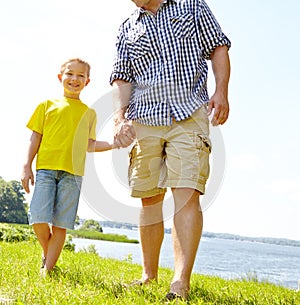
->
xmin=129 ymin=105 xmax=211 ymax=198
xmin=28 ymin=170 xmax=82 ymax=229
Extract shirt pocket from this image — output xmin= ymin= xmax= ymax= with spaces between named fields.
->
xmin=170 ymin=13 xmax=196 ymax=39
xmin=126 ymin=25 xmax=150 ymax=60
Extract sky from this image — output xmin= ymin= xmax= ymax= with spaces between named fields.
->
xmin=0 ymin=0 xmax=300 ymax=241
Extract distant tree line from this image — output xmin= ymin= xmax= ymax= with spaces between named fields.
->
xmin=202 ymin=232 xmax=300 ymax=248
xmin=99 ymin=220 xmax=138 ymax=230
xmin=98 ymin=220 xmax=300 ymax=247
xmin=81 ymin=219 xmax=103 ymax=232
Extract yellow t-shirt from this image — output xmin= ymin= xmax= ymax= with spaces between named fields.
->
xmin=27 ymin=97 xmax=96 ymax=176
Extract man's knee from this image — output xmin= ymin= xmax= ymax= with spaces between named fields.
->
xmin=142 ymin=193 xmax=165 ymax=206
xmin=140 ymin=194 xmax=164 ymax=226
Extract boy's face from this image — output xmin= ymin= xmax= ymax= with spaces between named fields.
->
xmin=58 ymin=61 xmax=90 ymax=99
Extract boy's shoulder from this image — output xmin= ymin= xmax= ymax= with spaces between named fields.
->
xmin=36 ymin=98 xmax=95 ymax=117
xmin=39 ymin=97 xmax=89 ymax=107
xmin=38 ymin=97 xmax=63 ymax=106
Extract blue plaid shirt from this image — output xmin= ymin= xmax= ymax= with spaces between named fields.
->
xmin=110 ymin=0 xmax=231 ymax=126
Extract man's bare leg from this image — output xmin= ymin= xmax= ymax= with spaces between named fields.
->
xmin=139 ymin=193 xmax=165 ymax=283
xmin=170 ymin=188 xmax=203 ymax=298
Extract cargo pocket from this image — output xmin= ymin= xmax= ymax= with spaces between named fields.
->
xmin=128 ymin=143 xmax=138 ymax=187
xmin=194 ymin=133 xmax=211 ymax=181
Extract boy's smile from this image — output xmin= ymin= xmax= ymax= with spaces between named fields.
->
xmin=58 ymin=61 xmax=90 ymax=99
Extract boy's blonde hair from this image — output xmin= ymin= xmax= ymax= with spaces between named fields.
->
xmin=60 ymin=58 xmax=91 ymax=78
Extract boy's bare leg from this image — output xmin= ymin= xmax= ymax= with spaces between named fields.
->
xmin=44 ymin=226 xmax=66 ymax=271
xmin=33 ymin=223 xmax=51 ymax=261
xmin=170 ymin=188 xmax=203 ymax=298
xmin=139 ymin=194 xmax=164 ymax=283
xmin=33 ymin=224 xmax=66 ymax=271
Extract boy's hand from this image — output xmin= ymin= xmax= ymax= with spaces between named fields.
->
xmin=21 ymin=167 xmax=34 ymax=193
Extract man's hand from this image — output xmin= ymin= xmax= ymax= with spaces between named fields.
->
xmin=207 ymin=92 xmax=229 ymax=126
xmin=114 ymin=119 xmax=136 ymax=148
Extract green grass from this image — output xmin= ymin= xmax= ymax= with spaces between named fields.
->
xmin=67 ymin=228 xmax=139 ymax=244
xmin=0 ymin=242 xmax=299 ymax=305
xmin=1 ymin=223 xmax=138 ymax=244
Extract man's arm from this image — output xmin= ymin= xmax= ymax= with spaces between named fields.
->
xmin=207 ymin=45 xmax=231 ymax=126
xmin=112 ymin=79 xmax=136 ymax=147
xmin=21 ymin=131 xmax=42 ymax=193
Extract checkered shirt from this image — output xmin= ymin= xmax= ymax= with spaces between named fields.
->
xmin=110 ymin=0 xmax=231 ymax=126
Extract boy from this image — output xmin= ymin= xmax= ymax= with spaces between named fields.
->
xmin=21 ymin=58 xmax=116 ymax=275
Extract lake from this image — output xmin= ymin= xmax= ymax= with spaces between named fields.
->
xmin=73 ymin=227 xmax=300 ymax=290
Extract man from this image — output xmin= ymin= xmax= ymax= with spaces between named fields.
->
xmin=110 ymin=0 xmax=231 ymax=300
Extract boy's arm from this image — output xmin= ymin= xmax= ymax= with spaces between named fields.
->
xmin=21 ymin=131 xmax=42 ymax=193
xmin=87 ymin=139 xmax=118 ymax=152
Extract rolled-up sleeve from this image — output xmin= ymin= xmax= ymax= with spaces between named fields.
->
xmin=109 ymin=25 xmax=134 ymax=85
xmin=199 ymin=0 xmax=231 ymax=60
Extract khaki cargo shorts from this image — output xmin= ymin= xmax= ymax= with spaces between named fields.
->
xmin=129 ymin=105 xmax=211 ymax=198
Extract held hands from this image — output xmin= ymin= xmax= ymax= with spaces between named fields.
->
xmin=207 ymin=92 xmax=230 ymax=126
xmin=114 ymin=119 xmax=136 ymax=148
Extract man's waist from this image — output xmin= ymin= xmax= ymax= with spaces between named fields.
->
xmin=126 ymin=100 xmax=206 ymax=126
